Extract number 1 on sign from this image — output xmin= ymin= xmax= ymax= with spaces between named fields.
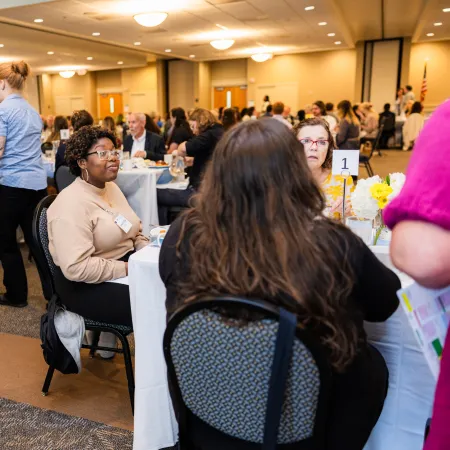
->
xmin=331 ymin=150 xmax=360 ymax=176
xmin=342 ymin=158 xmax=348 ymax=170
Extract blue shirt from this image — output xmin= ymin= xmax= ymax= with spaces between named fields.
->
xmin=0 ymin=94 xmax=46 ymax=190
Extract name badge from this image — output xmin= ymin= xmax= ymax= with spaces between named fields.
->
xmin=114 ymin=214 xmax=132 ymax=233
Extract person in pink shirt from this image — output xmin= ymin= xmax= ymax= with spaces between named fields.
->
xmin=384 ymin=99 xmax=450 ymax=450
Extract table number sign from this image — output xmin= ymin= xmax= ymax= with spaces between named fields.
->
xmin=332 ymin=150 xmax=360 ymax=176
xmin=60 ymin=129 xmax=70 ymax=140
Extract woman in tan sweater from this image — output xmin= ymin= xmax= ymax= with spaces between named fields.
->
xmin=47 ymin=126 xmax=148 ymax=327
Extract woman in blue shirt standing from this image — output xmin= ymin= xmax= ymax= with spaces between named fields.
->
xmin=0 ymin=61 xmax=47 ymax=308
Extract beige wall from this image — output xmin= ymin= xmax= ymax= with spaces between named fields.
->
xmin=96 ymin=70 xmax=122 ymax=90
xmin=409 ymin=41 xmax=450 ymax=110
xmin=168 ymin=60 xmax=195 ymax=110
xmin=211 ymin=59 xmax=247 ymax=85
xmin=39 ymin=74 xmax=53 ymax=116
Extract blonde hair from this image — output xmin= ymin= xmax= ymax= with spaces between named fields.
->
xmin=189 ymin=108 xmax=219 ymax=133
xmin=0 ymin=61 xmax=30 ymax=91
xmin=361 ymin=102 xmax=377 ymax=114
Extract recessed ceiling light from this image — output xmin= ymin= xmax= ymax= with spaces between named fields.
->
xmin=443 ymin=8 xmax=450 ymax=12
xmin=305 ymin=6 xmax=315 ymax=11
xmin=318 ymin=22 xmax=327 ymax=26
xmin=335 ymin=41 xmax=342 ymax=45
xmin=134 ymin=41 xmax=141 ymax=45
xmin=189 ymin=54 xmax=196 ymax=58
xmin=47 ymin=51 xmax=54 ymax=55
xmin=87 ymin=56 xmax=93 ymax=60
xmin=34 ymin=18 xmax=44 ymax=23
xmin=92 ymin=32 xmax=100 ymax=36
xmin=434 ymin=22 xmax=443 ymax=26
xmin=165 ymin=49 xmax=172 ymax=52
xmin=427 ymin=33 xmax=435 ymax=36
xmin=327 ymin=32 xmax=336 ymax=37
xmin=0 ymin=44 xmax=5 ymax=48
xmin=117 ymin=61 xmax=124 ymax=65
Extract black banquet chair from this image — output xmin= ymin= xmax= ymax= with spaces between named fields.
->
xmin=32 ymin=195 xmax=135 ymax=414
xmin=55 ymin=165 xmax=77 ymax=193
xmin=163 ymin=297 xmax=332 ymax=449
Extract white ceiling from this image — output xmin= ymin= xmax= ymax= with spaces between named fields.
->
xmin=0 ymin=0 xmax=448 ymax=72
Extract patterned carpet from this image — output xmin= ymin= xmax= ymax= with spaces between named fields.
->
xmin=0 ymin=398 xmax=133 ymax=449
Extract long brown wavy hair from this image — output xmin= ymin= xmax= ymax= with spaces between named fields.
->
xmin=176 ymin=119 xmax=360 ymax=371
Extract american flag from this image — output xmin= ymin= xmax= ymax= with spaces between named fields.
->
xmin=420 ymin=62 xmax=427 ymax=102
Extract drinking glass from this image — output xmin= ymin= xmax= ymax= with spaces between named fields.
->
xmin=346 ymin=217 xmax=374 ymax=246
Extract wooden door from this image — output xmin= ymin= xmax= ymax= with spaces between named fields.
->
xmin=214 ymin=86 xmax=247 ymax=110
xmin=99 ymin=93 xmax=124 ymax=119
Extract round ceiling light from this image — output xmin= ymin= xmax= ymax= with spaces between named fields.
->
xmin=134 ymin=12 xmax=168 ymax=27
xmin=210 ymin=39 xmax=235 ymax=50
xmin=251 ymin=53 xmax=273 ymax=63
xmin=59 ymin=71 xmax=75 ymax=79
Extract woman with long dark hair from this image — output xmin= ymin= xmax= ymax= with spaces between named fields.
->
xmin=221 ymin=108 xmax=237 ymax=132
xmin=145 ymin=113 xmax=161 ymax=135
xmin=45 ymin=115 xmax=69 ymax=143
xmin=160 ymin=119 xmax=400 ymax=449
xmin=167 ymin=107 xmax=193 ymax=153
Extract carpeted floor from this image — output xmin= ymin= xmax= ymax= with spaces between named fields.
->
xmin=0 ymin=397 xmax=133 ymax=449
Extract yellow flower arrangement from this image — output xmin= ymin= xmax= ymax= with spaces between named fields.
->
xmin=369 ymin=183 xmax=394 ymax=210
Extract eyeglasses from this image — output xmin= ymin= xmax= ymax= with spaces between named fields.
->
xmin=299 ymin=138 xmax=329 ymax=148
xmin=86 ymin=149 xmax=122 ymax=161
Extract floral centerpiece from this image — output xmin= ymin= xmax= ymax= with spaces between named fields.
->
xmin=351 ymin=173 xmax=406 ymax=245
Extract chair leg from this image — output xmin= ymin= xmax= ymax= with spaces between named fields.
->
xmin=117 ymin=334 xmax=135 ymax=415
xmin=42 ymin=366 xmax=55 ymax=396
xmin=365 ymin=162 xmax=374 ymax=177
xmin=89 ymin=330 xmax=101 ymax=358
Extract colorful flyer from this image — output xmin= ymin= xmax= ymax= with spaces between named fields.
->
xmin=398 ymin=283 xmax=450 ymax=378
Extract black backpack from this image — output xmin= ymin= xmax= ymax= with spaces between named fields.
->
xmin=40 ymin=295 xmax=79 ymax=374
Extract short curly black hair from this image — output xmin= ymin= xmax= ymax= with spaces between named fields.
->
xmin=65 ymin=125 xmax=117 ymax=176
xmin=71 ymin=110 xmax=94 ymax=131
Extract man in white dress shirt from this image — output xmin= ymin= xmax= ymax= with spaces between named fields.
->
xmin=272 ymin=101 xmax=293 ymax=129
xmin=128 ymin=113 xmax=147 ymax=158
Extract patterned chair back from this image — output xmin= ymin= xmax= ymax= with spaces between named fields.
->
xmin=165 ymin=300 xmax=330 ymax=447
xmin=32 ymin=195 xmax=58 ymax=299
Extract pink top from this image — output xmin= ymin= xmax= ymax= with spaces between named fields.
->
xmin=384 ymin=99 xmax=450 ymax=450
xmin=384 ymin=99 xmax=450 ymax=230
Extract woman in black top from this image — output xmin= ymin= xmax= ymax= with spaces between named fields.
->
xmin=157 ymin=108 xmax=224 ymax=224
xmin=159 ymin=119 xmax=400 ymax=449
xmin=166 ymin=107 xmax=193 ymax=153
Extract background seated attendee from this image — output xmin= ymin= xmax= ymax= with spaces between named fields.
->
xmin=261 ymin=94 xmax=270 ymax=114
xmin=240 ymin=108 xmax=250 ymax=122
xmin=157 ymin=108 xmax=224 ymax=225
xmin=260 ymin=104 xmax=273 ymax=118
xmin=360 ymin=102 xmax=379 ymax=139
xmin=272 ymin=101 xmax=293 ymax=129
xmin=378 ymin=103 xmax=396 ymax=149
xmin=55 ymin=110 xmax=93 ymax=173
xmin=283 ymin=105 xmax=295 ymax=125
xmin=45 ymin=115 xmax=68 ymax=144
xmin=42 ymin=114 xmax=55 ymax=141
xmin=102 ymin=115 xmax=122 ymax=148
xmin=166 ymin=107 xmax=193 ymax=154
xmin=336 ymin=100 xmax=360 ymax=149
xmin=402 ymin=101 xmax=425 ymax=151
xmin=297 ymin=109 xmax=306 ymax=122
xmin=295 ymin=117 xmax=353 ymax=219
xmin=123 ymin=112 xmax=165 ymax=161
xmin=48 ymin=126 xmax=148 ymax=331
xmin=326 ymin=102 xmax=338 ymax=121
xmin=312 ymin=100 xmax=337 ymax=133
xmin=159 ymin=119 xmax=400 ymax=450
xmin=221 ymin=107 xmax=238 ymax=131
xmin=145 ymin=113 xmax=161 ymax=135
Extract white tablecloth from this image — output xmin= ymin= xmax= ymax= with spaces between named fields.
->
xmin=363 ymin=246 xmax=436 ymax=450
xmin=129 ymin=243 xmax=436 ymax=450
xmin=116 ymin=169 xmax=163 ymax=236
xmin=129 ymin=245 xmax=178 ymax=450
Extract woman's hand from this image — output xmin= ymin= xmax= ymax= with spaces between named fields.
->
xmin=330 ymin=197 xmax=352 ymax=217
xmin=134 ymin=151 xmax=146 ymax=158
xmin=184 ymin=156 xmax=194 ymax=167
xmin=177 ymin=142 xmax=187 ymax=157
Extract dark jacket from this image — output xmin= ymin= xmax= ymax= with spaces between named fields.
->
xmin=123 ymin=131 xmax=166 ymax=161
xmin=55 ymin=142 xmax=67 ymax=173
xmin=336 ymin=119 xmax=360 ymax=150
xmin=379 ymin=111 xmax=396 ymax=132
xmin=185 ymin=123 xmax=224 ymax=189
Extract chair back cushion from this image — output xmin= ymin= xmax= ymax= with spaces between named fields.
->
xmin=38 ymin=207 xmax=57 ymax=279
xmin=170 ymin=309 xmax=320 ymax=444
xmin=55 ymin=166 xmax=76 ymax=192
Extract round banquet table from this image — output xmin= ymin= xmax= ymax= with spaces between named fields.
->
xmin=127 ymin=243 xmax=436 ymax=450
xmin=363 ymin=246 xmax=436 ymax=450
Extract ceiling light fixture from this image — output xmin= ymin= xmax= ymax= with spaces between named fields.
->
xmin=426 ymin=32 xmax=435 ymax=36
xmin=0 ymin=44 xmax=4 ymax=48
xmin=59 ymin=70 xmax=75 ymax=79
xmin=34 ymin=18 xmax=44 ymax=23
xmin=134 ymin=12 xmax=168 ymax=27
xmin=327 ymin=32 xmax=336 ymax=36
xmin=134 ymin=41 xmax=141 ymax=45
xmin=77 ymin=69 xmax=87 ymax=76
xmin=47 ymin=51 xmax=54 ymax=55
xmin=165 ymin=49 xmax=172 ymax=53
xmin=87 ymin=56 xmax=93 ymax=60
xmin=251 ymin=53 xmax=273 ymax=63
xmin=117 ymin=61 xmax=124 ymax=65
xmin=305 ymin=6 xmax=315 ymax=11
xmin=189 ymin=54 xmax=196 ymax=58
xmin=443 ymin=8 xmax=450 ymax=12
xmin=334 ymin=41 xmax=342 ymax=45
xmin=92 ymin=32 xmax=100 ymax=36
xmin=318 ymin=22 xmax=327 ymax=26
xmin=210 ymin=39 xmax=235 ymax=50
xmin=434 ymin=22 xmax=443 ymax=26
